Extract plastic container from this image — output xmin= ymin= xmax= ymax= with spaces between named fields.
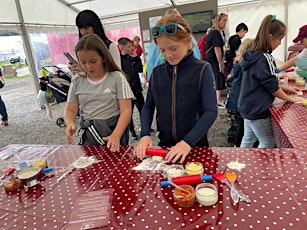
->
xmin=295 ymin=76 xmax=305 ymax=86
xmin=166 ymin=164 xmax=185 ymax=181
xmin=295 ymin=58 xmax=307 ymax=70
xmin=31 ymin=158 xmax=48 ymax=168
xmin=185 ymin=162 xmax=204 ymax=176
xmin=195 ymin=183 xmax=218 ymax=206
xmin=173 ymin=184 xmax=195 ymax=208
xmin=3 ymin=179 xmax=23 ymax=192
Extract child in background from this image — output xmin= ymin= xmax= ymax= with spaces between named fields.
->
xmin=238 ymin=15 xmax=303 ymax=148
xmin=226 ymin=38 xmax=254 ymax=146
xmin=118 ymin=37 xmax=144 ymax=140
xmin=64 ymin=34 xmax=134 ymax=151
xmin=131 ymin=36 xmax=143 ymax=57
xmin=133 ymin=14 xmax=217 ymax=163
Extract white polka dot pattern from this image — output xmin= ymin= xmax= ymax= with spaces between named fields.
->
xmin=0 ymin=145 xmax=306 ymax=229
xmin=270 ymin=91 xmax=307 ymax=148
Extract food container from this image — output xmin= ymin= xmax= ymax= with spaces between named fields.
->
xmin=185 ymin=162 xmax=204 ymax=176
xmin=31 ymin=158 xmax=47 ymax=168
xmin=195 ymin=183 xmax=218 ymax=206
xmin=18 ymin=166 xmax=53 ymax=187
xmin=295 ymin=76 xmax=305 ymax=86
xmin=166 ymin=164 xmax=185 ymax=181
xmin=3 ymin=179 xmax=23 ymax=192
xmin=173 ymin=184 xmax=196 ymax=208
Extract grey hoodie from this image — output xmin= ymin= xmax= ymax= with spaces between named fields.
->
xmin=238 ymin=50 xmax=279 ymax=120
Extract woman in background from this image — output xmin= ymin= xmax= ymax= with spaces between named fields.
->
xmin=70 ymin=9 xmax=121 ymax=73
xmin=205 ymin=13 xmax=228 ymax=108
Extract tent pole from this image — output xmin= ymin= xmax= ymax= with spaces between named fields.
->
xmin=15 ymin=0 xmax=39 ymax=94
xmin=284 ymin=0 xmax=289 ymax=62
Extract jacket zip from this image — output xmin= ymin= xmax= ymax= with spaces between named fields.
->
xmin=171 ymin=66 xmax=178 ymax=142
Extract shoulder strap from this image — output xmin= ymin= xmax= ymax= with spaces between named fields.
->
xmin=199 ymin=62 xmax=210 ymax=91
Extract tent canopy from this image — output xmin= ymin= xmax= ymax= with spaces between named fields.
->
xmin=1 ymin=0 xmax=306 ymax=93
xmin=1 ymin=0 xmax=262 ymax=32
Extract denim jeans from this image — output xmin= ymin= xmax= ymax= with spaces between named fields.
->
xmin=0 ymin=96 xmax=8 ymax=121
xmin=240 ymin=117 xmax=275 ymax=148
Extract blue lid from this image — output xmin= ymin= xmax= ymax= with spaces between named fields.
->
xmin=201 ymin=175 xmax=213 ymax=181
xmin=19 ymin=161 xmax=28 ymax=169
xmin=160 ymin=181 xmax=170 ymax=186
xmin=42 ymin=167 xmax=53 ymax=174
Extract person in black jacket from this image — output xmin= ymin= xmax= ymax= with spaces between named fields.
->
xmin=118 ymin=37 xmax=144 ymax=140
xmin=226 ymin=23 xmax=248 ymax=74
xmin=133 ymin=14 xmax=217 ymax=163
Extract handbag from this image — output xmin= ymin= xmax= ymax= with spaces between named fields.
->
xmin=0 ymin=80 xmax=4 ymax=89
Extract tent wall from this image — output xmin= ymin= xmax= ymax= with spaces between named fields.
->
xmin=219 ymin=0 xmax=307 ymax=62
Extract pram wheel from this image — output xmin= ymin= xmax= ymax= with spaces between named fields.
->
xmin=56 ymin=117 xmax=65 ymax=127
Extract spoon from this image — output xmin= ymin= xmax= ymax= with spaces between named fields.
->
xmin=169 ymin=181 xmax=191 ymax=196
xmin=226 ymin=172 xmax=239 ymax=203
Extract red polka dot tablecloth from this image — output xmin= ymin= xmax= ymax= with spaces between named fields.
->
xmin=0 ymin=145 xmax=306 ymax=229
xmin=270 ymin=91 xmax=307 ymax=148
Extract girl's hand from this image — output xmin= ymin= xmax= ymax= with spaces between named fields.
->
xmin=103 ymin=135 xmax=120 ymax=152
xmin=290 ymin=96 xmax=304 ymax=103
xmin=281 ymin=85 xmax=302 ymax=94
xmin=133 ymin=136 xmax=153 ymax=160
xmin=66 ymin=123 xmax=77 ymax=144
xmin=68 ymin=61 xmax=80 ymax=75
xmin=165 ymin=141 xmax=191 ymax=164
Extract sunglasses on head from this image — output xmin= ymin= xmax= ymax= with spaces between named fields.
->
xmin=150 ymin=23 xmax=187 ymax=38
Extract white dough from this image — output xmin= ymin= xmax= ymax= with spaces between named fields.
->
xmin=152 ymin=156 xmax=164 ymax=162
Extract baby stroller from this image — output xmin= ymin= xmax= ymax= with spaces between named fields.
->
xmin=39 ymin=65 xmax=72 ymax=127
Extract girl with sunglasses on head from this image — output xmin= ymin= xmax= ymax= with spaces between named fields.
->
xmin=238 ymin=15 xmax=303 ymax=148
xmin=146 ymin=8 xmax=201 ymax=80
xmin=133 ymin=14 xmax=218 ymax=164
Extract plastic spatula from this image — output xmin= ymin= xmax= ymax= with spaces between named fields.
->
xmin=226 ymin=172 xmax=239 ymax=203
xmin=213 ymin=173 xmax=251 ymax=203
xmin=213 ymin=173 xmax=238 ymax=203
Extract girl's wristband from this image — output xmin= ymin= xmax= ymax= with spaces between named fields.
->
xmin=287 ymin=96 xmax=293 ymax=103
xmin=66 ymin=122 xmax=76 ymax=128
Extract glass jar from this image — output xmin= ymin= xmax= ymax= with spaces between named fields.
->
xmin=166 ymin=164 xmax=185 ymax=181
xmin=185 ymin=162 xmax=204 ymax=176
xmin=195 ymin=183 xmax=218 ymax=206
xmin=295 ymin=76 xmax=305 ymax=86
xmin=173 ymin=184 xmax=196 ymax=208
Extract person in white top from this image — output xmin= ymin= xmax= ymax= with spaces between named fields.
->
xmin=69 ymin=10 xmax=121 ymax=73
xmin=280 ymin=25 xmax=307 ymax=71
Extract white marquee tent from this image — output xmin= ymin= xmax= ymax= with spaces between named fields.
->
xmin=0 ymin=0 xmax=306 ymax=92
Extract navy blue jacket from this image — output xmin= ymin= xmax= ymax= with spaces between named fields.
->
xmin=226 ymin=62 xmax=242 ymax=111
xmin=238 ymin=50 xmax=279 ymax=120
xmin=141 ymin=52 xmax=217 ymax=147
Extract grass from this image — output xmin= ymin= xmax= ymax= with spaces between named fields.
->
xmin=6 ymin=75 xmax=30 ymax=81
xmin=1 ymin=61 xmax=29 ymax=79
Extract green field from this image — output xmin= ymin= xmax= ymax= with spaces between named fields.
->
xmin=0 ymin=61 xmax=30 ymax=79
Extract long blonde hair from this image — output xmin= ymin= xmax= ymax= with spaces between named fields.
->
xmin=236 ymin=38 xmax=254 ymax=63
